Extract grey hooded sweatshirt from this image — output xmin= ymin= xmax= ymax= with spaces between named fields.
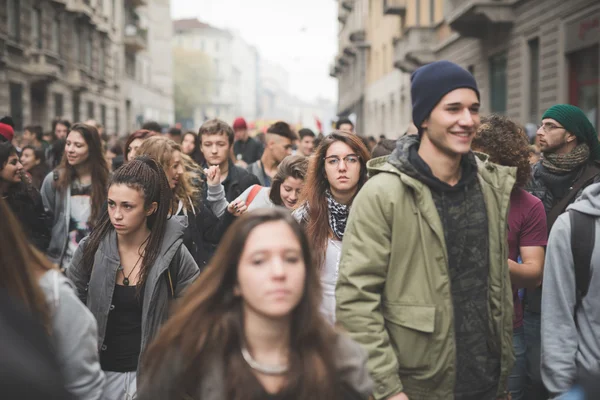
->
xmin=39 ymin=269 xmax=105 ymax=400
xmin=541 ymin=182 xmax=600 ymax=396
xmin=67 ymin=216 xmax=200 ymax=376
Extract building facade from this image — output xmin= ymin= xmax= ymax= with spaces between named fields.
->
xmin=333 ymin=0 xmax=599 ymax=134
xmin=1 ymin=0 xmax=121 ymax=134
xmin=330 ymin=0 xmax=369 ymax=135
xmin=121 ymin=0 xmax=174 ymax=134
xmin=173 ymin=19 xmax=259 ymax=127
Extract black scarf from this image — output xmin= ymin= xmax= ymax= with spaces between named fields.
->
xmin=326 ymin=190 xmax=350 ymax=240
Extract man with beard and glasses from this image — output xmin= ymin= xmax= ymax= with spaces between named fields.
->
xmin=336 ymin=61 xmax=515 ymax=400
xmin=524 ymin=104 xmax=600 ymax=400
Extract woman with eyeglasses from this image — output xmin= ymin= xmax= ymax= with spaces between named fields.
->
xmin=293 ymin=131 xmax=370 ymax=324
xmin=233 ymin=155 xmax=308 ymax=212
xmin=137 ymin=208 xmax=372 ymax=400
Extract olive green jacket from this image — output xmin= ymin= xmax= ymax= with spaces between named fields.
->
xmin=336 ymin=151 xmax=515 ymax=400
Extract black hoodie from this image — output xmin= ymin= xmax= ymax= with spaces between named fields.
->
xmin=388 ymin=135 xmax=500 ymax=400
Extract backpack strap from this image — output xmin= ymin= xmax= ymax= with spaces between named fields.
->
xmin=569 ymin=209 xmax=595 ymax=314
xmin=245 ymin=184 xmax=262 ymax=206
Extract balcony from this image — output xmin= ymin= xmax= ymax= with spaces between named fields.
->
xmin=67 ymin=67 xmax=89 ymax=91
xmin=67 ymin=0 xmax=94 ymax=21
xmin=126 ymin=0 xmax=147 ymax=7
xmin=446 ymin=0 xmax=515 ymax=38
xmin=27 ymin=50 xmax=63 ymax=84
xmin=383 ymin=0 xmax=407 ymax=16
xmin=394 ymin=27 xmax=436 ymax=73
xmin=124 ymin=25 xmax=148 ymax=52
xmin=341 ymin=0 xmax=353 ymax=12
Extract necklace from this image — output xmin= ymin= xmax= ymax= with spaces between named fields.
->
xmin=241 ymin=347 xmax=288 ymax=375
xmin=119 ymin=253 xmax=143 ymax=286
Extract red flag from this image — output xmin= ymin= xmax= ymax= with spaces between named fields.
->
xmin=315 ymin=116 xmax=323 ymax=134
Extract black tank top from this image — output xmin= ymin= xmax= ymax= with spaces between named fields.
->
xmin=100 ymin=284 xmax=143 ymax=372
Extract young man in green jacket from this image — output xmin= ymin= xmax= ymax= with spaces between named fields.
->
xmin=336 ymin=61 xmax=515 ymax=400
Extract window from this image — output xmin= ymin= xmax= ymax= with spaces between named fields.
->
xmin=85 ymin=30 xmax=93 ymax=68
xmin=8 ymin=0 xmax=21 ymax=42
xmin=9 ymin=83 xmax=23 ymax=131
xmin=430 ymin=0 xmax=435 ymax=24
xmin=569 ymin=45 xmax=599 ymax=130
xmin=415 ymin=0 xmax=421 ymax=26
xmin=527 ymin=38 xmax=540 ymax=124
xmin=51 ymin=16 xmax=60 ymax=54
xmin=74 ymin=24 xmax=81 ymax=63
xmin=100 ymin=104 xmax=107 ymax=128
xmin=114 ymin=107 xmax=120 ymax=135
xmin=73 ymin=92 xmax=81 ymax=122
xmin=125 ymin=53 xmax=136 ymax=78
xmin=99 ymin=39 xmax=105 ymax=76
xmin=468 ymin=65 xmax=475 ymax=75
xmin=87 ymin=101 xmax=94 ymax=119
xmin=54 ymin=93 xmax=64 ymax=118
xmin=489 ymin=52 xmax=508 ymax=114
xmin=32 ymin=7 xmax=42 ymax=49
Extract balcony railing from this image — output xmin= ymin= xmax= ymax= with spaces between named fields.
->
xmin=124 ymin=25 xmax=148 ymax=52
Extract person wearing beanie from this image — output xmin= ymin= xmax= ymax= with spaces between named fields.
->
xmin=232 ymin=117 xmax=263 ymax=167
xmin=523 ymin=104 xmax=600 ymax=400
xmin=336 ymin=60 xmax=515 ymax=400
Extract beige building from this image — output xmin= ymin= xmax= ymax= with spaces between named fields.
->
xmin=364 ymin=0 xmax=413 ymax=137
xmin=330 ymin=0 xmax=369 ymax=135
xmin=0 ymin=0 xmax=174 ymax=136
xmin=335 ymin=0 xmax=599 ymax=134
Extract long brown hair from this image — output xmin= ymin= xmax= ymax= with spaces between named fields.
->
xmin=54 ymin=123 xmax=109 ymax=228
xmin=269 ymin=155 xmax=308 ymax=206
xmin=142 ymin=209 xmax=343 ymax=400
xmin=123 ymin=129 xmax=157 ymax=162
xmin=297 ymin=131 xmax=370 ymax=267
xmin=0 ymin=198 xmax=53 ymax=332
xmin=136 ymin=136 xmax=200 ymax=212
xmin=81 ymin=157 xmax=173 ymax=292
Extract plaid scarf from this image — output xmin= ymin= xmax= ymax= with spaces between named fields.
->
xmin=326 ymin=190 xmax=349 ymax=240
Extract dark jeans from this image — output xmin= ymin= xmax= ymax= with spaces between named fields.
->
xmin=524 ymin=310 xmax=548 ymax=400
xmin=508 ymin=325 xmax=527 ymax=400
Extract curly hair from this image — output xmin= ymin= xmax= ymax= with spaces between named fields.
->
xmin=472 ymin=114 xmax=531 ymax=188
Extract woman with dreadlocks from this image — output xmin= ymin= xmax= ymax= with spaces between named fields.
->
xmin=67 ymin=156 xmax=200 ymax=399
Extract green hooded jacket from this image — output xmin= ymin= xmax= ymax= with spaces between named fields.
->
xmin=335 ymin=135 xmax=516 ymax=400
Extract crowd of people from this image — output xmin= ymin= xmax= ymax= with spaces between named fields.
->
xmin=1 ymin=59 xmax=600 ymax=400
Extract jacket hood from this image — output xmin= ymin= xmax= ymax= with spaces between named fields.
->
xmin=568 ymin=182 xmax=600 ymax=216
xmin=99 ymin=216 xmax=189 ymax=263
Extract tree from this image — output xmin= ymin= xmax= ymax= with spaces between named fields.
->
xmin=173 ymin=47 xmax=215 ymax=124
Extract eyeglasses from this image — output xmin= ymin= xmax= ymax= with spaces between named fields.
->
xmin=538 ymin=123 xmax=566 ymax=133
xmin=324 ymin=155 xmax=360 ymax=167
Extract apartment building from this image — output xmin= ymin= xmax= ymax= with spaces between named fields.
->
xmin=330 ymin=0 xmax=369 ymax=135
xmin=121 ymin=0 xmax=174 ymax=133
xmin=334 ymin=0 xmax=598 ymax=133
xmin=173 ymin=18 xmax=259 ymax=126
xmin=1 ymin=0 xmax=121 ymax=133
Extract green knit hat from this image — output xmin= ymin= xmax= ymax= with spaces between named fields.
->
xmin=542 ymin=104 xmax=600 ymax=160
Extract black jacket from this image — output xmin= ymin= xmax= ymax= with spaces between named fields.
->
xmin=5 ymin=184 xmax=51 ymax=252
xmin=202 ymin=161 xmax=260 ymax=202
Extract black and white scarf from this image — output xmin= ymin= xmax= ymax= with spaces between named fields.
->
xmin=326 ymin=190 xmax=350 ymax=240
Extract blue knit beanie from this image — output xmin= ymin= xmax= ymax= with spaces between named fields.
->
xmin=411 ymin=61 xmax=480 ymax=134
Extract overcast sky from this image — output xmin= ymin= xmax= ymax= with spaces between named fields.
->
xmin=171 ymin=0 xmax=338 ymax=103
